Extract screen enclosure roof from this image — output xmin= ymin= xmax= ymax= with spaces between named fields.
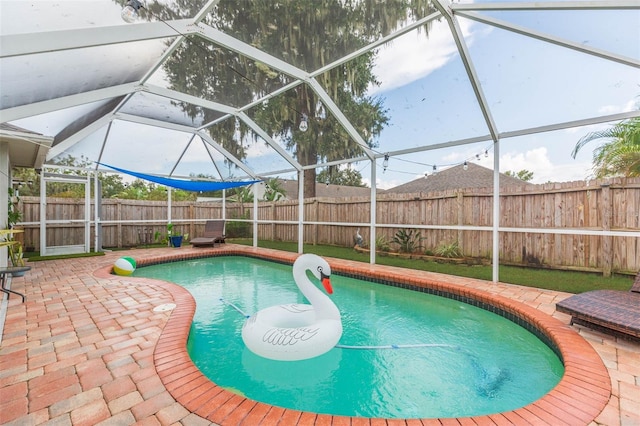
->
xmin=1 ymin=0 xmax=639 ymax=186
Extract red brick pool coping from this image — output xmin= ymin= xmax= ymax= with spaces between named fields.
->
xmin=95 ymin=245 xmax=611 ymax=425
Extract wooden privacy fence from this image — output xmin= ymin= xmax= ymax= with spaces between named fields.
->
xmin=15 ymin=177 xmax=640 ymax=274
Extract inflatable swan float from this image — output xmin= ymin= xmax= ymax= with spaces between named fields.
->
xmin=241 ymin=254 xmax=342 ymax=361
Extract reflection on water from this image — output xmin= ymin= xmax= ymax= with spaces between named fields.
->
xmin=241 ymin=346 xmax=342 ymax=391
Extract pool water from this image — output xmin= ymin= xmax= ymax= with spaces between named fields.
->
xmin=134 ymin=256 xmax=563 ymax=418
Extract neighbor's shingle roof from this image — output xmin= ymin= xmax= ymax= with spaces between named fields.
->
xmin=386 ymin=163 xmax=530 ymax=194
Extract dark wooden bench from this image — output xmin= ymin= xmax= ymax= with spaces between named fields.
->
xmin=190 ymin=220 xmax=226 ymax=247
xmin=556 ymin=272 xmax=640 ymax=341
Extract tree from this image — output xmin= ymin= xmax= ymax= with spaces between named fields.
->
xmin=114 ymin=179 xmax=151 ymax=199
xmin=263 ymin=178 xmax=286 ymax=201
xmin=317 ymin=166 xmax=366 ymax=187
xmin=571 ymin=116 xmax=640 ymax=178
xmin=153 ymin=1 xmax=433 ymax=197
xmin=10 ymin=167 xmax=40 ymax=196
xmin=12 ymin=155 xmax=128 ymax=198
xmin=12 ymin=156 xmax=202 ymax=201
xmin=228 ymin=185 xmax=254 ymax=203
xmin=505 ymin=169 xmax=534 ymax=182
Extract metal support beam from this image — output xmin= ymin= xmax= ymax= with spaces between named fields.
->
xmin=370 ymin=158 xmax=378 ymax=265
xmin=492 ymin=140 xmax=501 ymax=282
xmin=307 ymin=78 xmax=376 ymax=160
xmin=0 ymin=20 xmax=195 ymax=58
xmin=298 ymin=170 xmax=304 ymax=254
xmin=433 ymin=0 xmax=500 ymax=143
xmin=1 ymin=83 xmax=137 ymax=123
xmin=237 ymin=113 xmax=303 ymax=171
xmin=451 ymin=1 xmax=640 ymax=11
xmin=196 ymin=131 xmax=260 ymax=179
xmin=457 ymin=11 xmax=640 ymax=68
xmin=46 ymin=114 xmax=114 ymax=161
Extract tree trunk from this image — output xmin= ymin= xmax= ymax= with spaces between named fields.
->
xmin=298 ymin=143 xmax=317 ymax=198
xmin=305 ymin=168 xmax=316 ymax=198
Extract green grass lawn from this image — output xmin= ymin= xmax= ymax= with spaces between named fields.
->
xmin=23 ymin=240 xmax=632 ymax=294
xmin=24 ymin=251 xmax=105 ymax=262
xmin=230 ymin=239 xmax=634 ymax=294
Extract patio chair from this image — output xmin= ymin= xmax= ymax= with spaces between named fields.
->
xmin=190 ymin=220 xmax=226 ymax=247
xmin=555 ymin=271 xmax=640 ymax=341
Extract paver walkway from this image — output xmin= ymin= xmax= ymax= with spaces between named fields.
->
xmin=0 ymin=245 xmax=638 ymax=425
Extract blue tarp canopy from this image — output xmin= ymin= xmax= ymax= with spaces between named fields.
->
xmin=98 ymin=163 xmax=261 ymax=192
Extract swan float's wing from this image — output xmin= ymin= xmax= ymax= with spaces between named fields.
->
xmin=262 ymin=326 xmax=320 ymax=346
xmin=279 ymin=303 xmax=313 ymax=314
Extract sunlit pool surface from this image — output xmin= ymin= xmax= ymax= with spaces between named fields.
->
xmin=134 ymin=256 xmax=563 ymax=418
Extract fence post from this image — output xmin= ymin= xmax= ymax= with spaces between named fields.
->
xmin=189 ymin=203 xmax=194 ymax=241
xmin=271 ymin=202 xmax=276 ymax=240
xmin=117 ymin=199 xmax=122 ymax=248
xmin=312 ymin=199 xmax=318 ymax=245
xmin=601 ymin=183 xmax=612 ymax=277
xmin=457 ymin=191 xmax=464 ymax=253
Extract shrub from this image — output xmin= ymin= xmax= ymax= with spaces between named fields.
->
xmin=226 ymin=212 xmax=252 ymax=238
xmin=434 ymin=240 xmax=463 ymax=258
xmin=375 ymin=235 xmax=390 ymax=252
xmin=392 ymin=229 xmax=424 ymax=253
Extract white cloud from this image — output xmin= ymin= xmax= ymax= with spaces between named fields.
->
xmin=244 ymin=140 xmax=276 ymax=159
xmin=472 ymin=147 xmax=592 ymax=184
xmin=442 ymin=150 xmax=469 ymax=164
xmin=597 ymin=98 xmax=637 ymax=116
xmin=370 ymin=18 xmax=480 ymax=94
xmin=363 ymin=176 xmax=404 ymax=190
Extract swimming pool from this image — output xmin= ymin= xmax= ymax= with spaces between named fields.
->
xmin=134 ymin=255 xmax=563 ymax=418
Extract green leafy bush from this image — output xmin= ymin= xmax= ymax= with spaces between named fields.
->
xmin=392 ymin=229 xmax=424 ymax=253
xmin=434 ymin=240 xmax=463 ymax=258
xmin=375 ymin=235 xmax=390 ymax=252
xmin=226 ymin=212 xmax=252 ymax=238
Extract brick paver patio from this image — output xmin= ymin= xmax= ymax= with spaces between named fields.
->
xmin=1 ymin=245 xmax=638 ymax=425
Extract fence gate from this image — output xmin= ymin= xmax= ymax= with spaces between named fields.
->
xmin=39 ymin=173 xmax=91 ymax=256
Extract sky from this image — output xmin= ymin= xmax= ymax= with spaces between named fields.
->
xmin=2 ymin=1 xmax=639 ymax=189
xmin=362 ymin=8 xmax=640 ymax=188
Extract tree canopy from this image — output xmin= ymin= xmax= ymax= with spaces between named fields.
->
xmin=11 ymin=156 xmax=252 ymax=201
xmin=149 ymin=0 xmax=434 ymax=197
xmin=317 ymin=166 xmax=366 ymax=187
xmin=572 ymin=116 xmax=640 ymax=178
xmin=504 ymin=169 xmax=534 ymax=182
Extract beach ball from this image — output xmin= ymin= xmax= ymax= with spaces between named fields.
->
xmin=114 ymin=256 xmax=136 ymax=276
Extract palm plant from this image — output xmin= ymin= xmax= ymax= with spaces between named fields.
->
xmin=572 ymin=116 xmax=640 ymax=178
xmin=392 ymin=229 xmax=424 ymax=253
xmin=263 ymin=178 xmax=286 ymax=202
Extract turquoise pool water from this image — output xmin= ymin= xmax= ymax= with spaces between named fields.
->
xmin=134 ymin=256 xmax=563 ymax=418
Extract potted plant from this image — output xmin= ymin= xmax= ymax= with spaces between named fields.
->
xmin=0 ymin=188 xmax=26 ymax=273
xmin=167 ymin=223 xmax=183 ymax=248
xmin=8 ymin=241 xmax=25 ymax=273
xmin=7 ymin=188 xmax=22 ymax=230
xmin=0 ymin=229 xmax=26 ymax=275
xmin=170 ymin=234 xmax=183 ymax=248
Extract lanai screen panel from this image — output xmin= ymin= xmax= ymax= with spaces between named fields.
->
xmin=0 ymin=0 xmax=638 ymax=186
xmin=204 ymin=1 xmax=439 ymax=72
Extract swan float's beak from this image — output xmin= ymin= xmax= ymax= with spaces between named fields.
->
xmin=321 ymin=271 xmax=333 ymax=294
